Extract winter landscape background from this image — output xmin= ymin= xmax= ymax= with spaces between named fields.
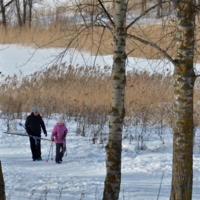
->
xmin=0 ymin=0 xmax=200 ymax=199
xmin=0 ymin=44 xmax=200 ymax=199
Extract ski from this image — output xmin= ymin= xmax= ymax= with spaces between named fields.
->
xmin=3 ymin=131 xmax=51 ymax=141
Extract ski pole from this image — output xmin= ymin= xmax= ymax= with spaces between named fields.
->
xmin=3 ymin=132 xmax=51 ymax=141
xmin=18 ymin=123 xmax=51 ymax=141
xmin=63 ymin=142 xmax=67 ymax=157
xmin=46 ymin=141 xmax=53 ymax=162
xmin=32 ymin=135 xmax=40 ymax=146
xmin=46 ymin=142 xmax=51 ymax=162
xmin=19 ymin=123 xmax=26 ymax=129
xmin=51 ymin=141 xmax=53 ymax=160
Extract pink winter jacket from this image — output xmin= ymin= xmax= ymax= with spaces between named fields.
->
xmin=51 ymin=123 xmax=68 ymax=144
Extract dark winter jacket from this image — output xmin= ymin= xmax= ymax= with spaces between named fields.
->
xmin=25 ymin=113 xmax=47 ymax=136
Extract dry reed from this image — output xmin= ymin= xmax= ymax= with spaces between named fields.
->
xmin=0 ymin=64 xmax=173 ymax=124
xmin=1 ymin=63 xmax=200 ymax=126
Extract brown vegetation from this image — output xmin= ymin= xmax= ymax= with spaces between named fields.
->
xmin=1 ymin=63 xmax=200 ymax=127
xmin=0 ymin=64 xmax=173 ymax=124
xmin=0 ymin=23 xmax=176 ymax=58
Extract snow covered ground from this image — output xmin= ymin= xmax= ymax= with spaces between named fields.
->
xmin=0 ymin=44 xmax=175 ymax=81
xmin=0 ymin=44 xmax=200 ymax=199
xmin=1 ymin=44 xmax=200 ymax=81
xmin=1 ymin=116 xmax=200 ymax=200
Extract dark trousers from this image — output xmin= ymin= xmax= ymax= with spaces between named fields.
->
xmin=56 ymin=143 xmax=66 ymax=162
xmin=29 ymin=137 xmax=41 ymax=159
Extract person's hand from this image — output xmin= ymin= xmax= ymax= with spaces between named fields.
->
xmin=44 ymin=133 xmax=47 ymax=137
xmin=51 ymin=138 xmax=55 ymax=142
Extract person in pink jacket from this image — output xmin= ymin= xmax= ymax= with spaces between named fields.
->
xmin=51 ymin=117 xmax=68 ymax=164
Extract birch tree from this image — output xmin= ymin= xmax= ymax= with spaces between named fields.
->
xmin=0 ymin=0 xmax=6 ymax=28
xmin=48 ymin=0 xmax=198 ymax=199
xmin=102 ymin=0 xmax=126 ymax=198
xmin=127 ymin=2 xmax=196 ymax=198
xmin=0 ymin=161 xmax=5 ymax=200
xmin=170 ymin=0 xmax=195 ymax=199
xmin=101 ymin=1 xmax=196 ymax=198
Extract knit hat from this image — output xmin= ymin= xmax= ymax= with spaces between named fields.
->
xmin=57 ymin=117 xmax=63 ymax=124
xmin=33 ymin=106 xmax=40 ymax=113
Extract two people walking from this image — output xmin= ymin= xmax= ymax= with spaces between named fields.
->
xmin=25 ymin=106 xmax=68 ymax=164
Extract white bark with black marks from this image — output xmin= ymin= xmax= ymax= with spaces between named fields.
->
xmin=170 ymin=0 xmax=196 ymax=199
xmin=0 ymin=161 xmax=5 ymax=200
xmin=103 ymin=0 xmax=127 ymax=199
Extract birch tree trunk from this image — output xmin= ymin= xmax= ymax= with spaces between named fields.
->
xmin=170 ymin=0 xmax=196 ymax=199
xmin=103 ymin=0 xmax=127 ymax=199
xmin=0 ymin=161 xmax=5 ymax=200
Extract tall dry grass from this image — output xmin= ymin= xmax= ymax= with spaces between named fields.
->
xmin=0 ymin=64 xmax=173 ymax=123
xmin=0 ymin=23 xmax=176 ymax=58
xmin=1 ymin=63 xmax=200 ymax=126
xmin=1 ymin=0 xmax=200 ymax=61
xmin=4 ymin=19 xmax=200 ymax=61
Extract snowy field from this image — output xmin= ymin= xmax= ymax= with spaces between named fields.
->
xmin=0 ymin=44 xmax=175 ymax=81
xmin=1 ymin=44 xmax=200 ymax=80
xmin=1 ymin=115 xmax=200 ymax=200
xmin=0 ymin=44 xmax=200 ymax=199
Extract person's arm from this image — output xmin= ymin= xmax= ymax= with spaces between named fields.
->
xmin=25 ymin=116 xmax=31 ymax=134
xmin=40 ymin=117 xmax=47 ymax=136
xmin=63 ymin=127 xmax=68 ymax=138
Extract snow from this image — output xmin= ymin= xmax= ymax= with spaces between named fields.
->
xmin=0 ymin=44 xmax=174 ymax=82
xmin=1 ymin=44 xmax=200 ymax=81
xmin=0 ymin=44 xmax=200 ymax=199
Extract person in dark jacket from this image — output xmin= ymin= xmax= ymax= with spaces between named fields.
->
xmin=25 ymin=106 xmax=47 ymax=161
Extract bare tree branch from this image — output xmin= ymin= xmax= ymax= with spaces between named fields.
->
xmin=127 ymin=33 xmax=175 ymax=64
xmin=0 ymin=0 xmax=15 ymax=13
xmin=97 ymin=0 xmax=114 ymax=26
xmin=126 ymin=0 xmax=172 ymax=30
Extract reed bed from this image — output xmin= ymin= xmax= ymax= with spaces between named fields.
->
xmin=0 ymin=23 xmax=176 ymax=58
xmin=0 ymin=64 xmax=173 ymax=123
xmin=4 ymin=21 xmax=200 ymax=61
xmin=1 ymin=63 xmax=200 ymax=127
